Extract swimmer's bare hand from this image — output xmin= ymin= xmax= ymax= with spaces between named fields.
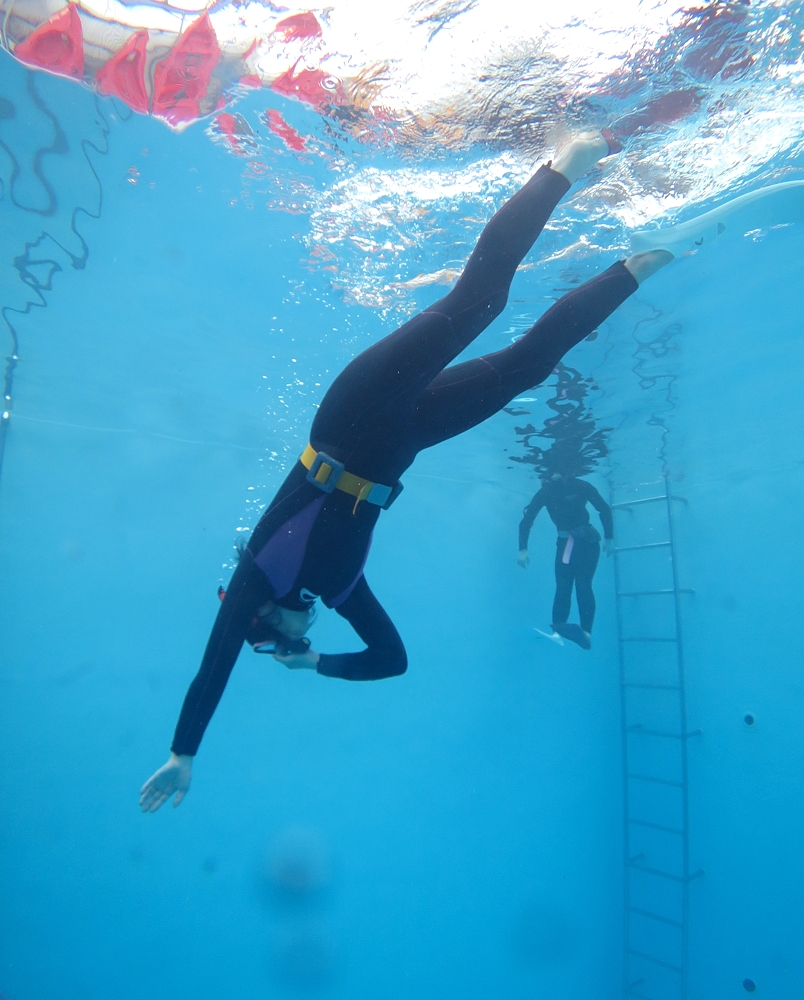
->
xmin=139 ymin=753 xmax=193 ymax=813
xmin=604 ymin=538 xmax=615 ymax=557
xmin=517 ymin=549 xmax=530 ymax=568
xmin=273 ymin=648 xmax=321 ymax=671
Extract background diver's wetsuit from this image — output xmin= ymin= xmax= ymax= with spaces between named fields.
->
xmin=171 ymin=164 xmax=638 ymax=757
xmin=518 ymin=478 xmax=614 ymax=634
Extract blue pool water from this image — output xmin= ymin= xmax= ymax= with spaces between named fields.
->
xmin=2 ymin=5 xmax=804 ymax=997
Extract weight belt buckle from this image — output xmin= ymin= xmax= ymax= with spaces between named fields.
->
xmin=374 ymin=480 xmax=404 ymax=510
xmin=305 ymin=451 xmax=344 ymax=493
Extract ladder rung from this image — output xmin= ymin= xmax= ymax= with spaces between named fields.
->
xmin=627 ymin=948 xmax=683 ymax=974
xmin=628 ymin=861 xmax=704 ymax=883
xmin=612 ymin=494 xmax=687 ymax=508
xmin=627 ymin=725 xmax=703 ymax=739
xmin=624 ymin=682 xmax=680 ymax=690
xmin=629 ymin=817 xmax=684 ymax=836
xmin=627 ymin=905 xmax=683 ymax=929
xmin=621 ymin=636 xmax=678 ymax=643
xmin=628 ymin=773 xmax=683 ymax=787
xmin=615 ymin=542 xmax=671 ymax=552
xmin=618 ymin=588 xmax=694 ymax=597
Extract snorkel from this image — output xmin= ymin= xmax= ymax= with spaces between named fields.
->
xmin=250 ymin=628 xmax=312 ymax=657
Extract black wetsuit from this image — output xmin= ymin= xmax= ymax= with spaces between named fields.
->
xmin=518 ymin=478 xmax=614 ymax=633
xmin=171 ymin=164 xmax=637 ymax=756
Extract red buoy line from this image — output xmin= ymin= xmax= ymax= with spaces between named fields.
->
xmin=2 ymin=3 xmax=346 ymax=128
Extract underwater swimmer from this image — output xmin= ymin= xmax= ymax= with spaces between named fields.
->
xmin=517 ymin=472 xmax=614 ymax=650
xmin=140 ymin=133 xmax=673 ymax=812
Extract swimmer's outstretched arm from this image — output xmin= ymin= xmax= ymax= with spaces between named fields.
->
xmin=139 ymin=576 xmax=404 ymax=811
xmin=585 ymin=483 xmax=615 ymax=555
xmin=518 ymin=488 xmax=547 ymax=568
xmin=139 ymin=752 xmax=193 ymax=812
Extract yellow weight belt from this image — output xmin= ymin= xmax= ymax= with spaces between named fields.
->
xmin=300 ymin=443 xmax=398 ymax=511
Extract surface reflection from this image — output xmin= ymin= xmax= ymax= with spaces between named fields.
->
xmin=262 ymin=825 xmax=332 ymax=912
xmin=259 ymin=826 xmax=337 ymax=994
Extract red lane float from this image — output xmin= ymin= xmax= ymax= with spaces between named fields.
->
xmin=271 ymin=61 xmax=342 ymax=109
xmin=3 ymin=2 xmax=354 ymax=129
xmin=274 ymin=12 xmax=323 ymax=41
xmin=212 ymin=111 xmax=257 ymax=154
xmin=151 ymin=13 xmax=221 ymax=127
xmin=14 ymin=3 xmax=84 ymax=80
xmin=263 ymin=109 xmax=307 ymax=151
xmin=95 ymin=29 xmax=149 ymax=115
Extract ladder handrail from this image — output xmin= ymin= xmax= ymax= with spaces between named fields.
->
xmin=613 ymin=474 xmax=694 ymax=1000
xmin=664 ymin=474 xmax=691 ymax=991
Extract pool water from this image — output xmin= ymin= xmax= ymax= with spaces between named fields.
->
xmin=1 ymin=4 xmax=804 ymax=997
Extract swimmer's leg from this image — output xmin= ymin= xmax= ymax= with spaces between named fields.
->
xmin=433 ymin=132 xmax=622 ymax=348
xmin=312 ymin=136 xmax=618 ymax=450
xmin=409 ymin=257 xmax=637 ymax=447
xmin=551 ymin=548 xmax=593 ymax=650
xmin=551 ymin=543 xmax=574 ymax=628
xmin=574 ymin=540 xmax=600 ymax=633
xmin=313 ymin=166 xmax=569 ymax=444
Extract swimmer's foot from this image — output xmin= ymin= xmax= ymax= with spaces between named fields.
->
xmin=552 ymin=622 xmax=592 ymax=650
xmin=624 ymin=249 xmax=675 ymax=285
xmin=552 ymin=133 xmax=619 ymax=185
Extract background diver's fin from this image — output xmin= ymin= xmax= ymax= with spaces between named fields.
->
xmin=533 ymin=627 xmax=565 ymax=646
xmin=552 ymin=622 xmax=592 ymax=650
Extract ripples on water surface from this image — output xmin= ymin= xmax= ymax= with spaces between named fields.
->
xmin=193 ymin=0 xmax=804 ymax=309
xmin=3 ymin=0 xmax=803 ymax=310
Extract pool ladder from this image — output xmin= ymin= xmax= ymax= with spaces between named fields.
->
xmin=611 ymin=477 xmax=702 ymax=1000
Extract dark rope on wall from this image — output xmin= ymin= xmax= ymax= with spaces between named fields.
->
xmin=629 ymin=310 xmax=681 ymax=475
xmin=0 ymin=70 xmax=111 ymax=493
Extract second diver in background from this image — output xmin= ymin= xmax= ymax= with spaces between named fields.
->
xmin=518 ymin=472 xmax=614 ymax=650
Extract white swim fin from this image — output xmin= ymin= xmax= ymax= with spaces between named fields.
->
xmin=631 ymin=179 xmax=804 ymax=256
xmin=533 ymin=627 xmax=565 ymax=646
